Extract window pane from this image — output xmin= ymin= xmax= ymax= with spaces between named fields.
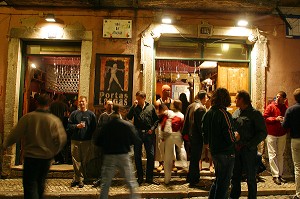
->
xmin=203 ymin=43 xmax=248 ymax=60
xmin=156 ymin=40 xmax=201 ymax=59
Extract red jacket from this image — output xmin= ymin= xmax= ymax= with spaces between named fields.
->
xmin=263 ymin=101 xmax=288 ymax=137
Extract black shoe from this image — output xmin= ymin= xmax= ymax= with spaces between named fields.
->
xmin=137 ymin=178 xmax=143 ymax=185
xmin=279 ymin=176 xmax=287 ymax=183
xmin=145 ymin=179 xmax=160 ymax=185
xmin=70 ymin=180 xmax=79 ymax=187
xmin=273 ymin=177 xmax=281 ymax=185
xmin=92 ymin=179 xmax=101 ymax=187
xmin=78 ymin=181 xmax=84 ymax=188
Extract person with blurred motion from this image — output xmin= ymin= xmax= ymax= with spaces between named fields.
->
xmin=127 ymin=91 xmax=159 ymax=185
xmin=159 ymin=100 xmax=187 ymax=184
xmin=93 ymin=100 xmax=114 ymax=187
xmin=50 ymin=94 xmax=69 ymax=165
xmin=182 ymin=90 xmax=207 ymax=188
xmin=3 ymin=94 xmax=67 ymax=199
xmin=230 ymin=90 xmax=267 ymax=199
xmin=155 ymin=84 xmax=174 ymax=172
xmin=282 ymin=88 xmax=300 ymax=199
xmin=68 ymin=96 xmax=97 ymax=188
xmin=263 ymin=91 xmax=288 ymax=185
xmin=202 ymin=88 xmax=239 ymax=199
xmin=94 ymin=106 xmax=141 ymax=199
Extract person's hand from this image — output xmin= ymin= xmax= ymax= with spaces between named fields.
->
xmin=276 ymin=116 xmax=284 ymax=123
xmin=148 ymin=129 xmax=153 ymax=134
xmin=77 ymin=123 xmax=85 ymax=129
xmin=234 ymin=131 xmax=240 ymax=141
xmin=134 ymin=100 xmax=138 ymax=107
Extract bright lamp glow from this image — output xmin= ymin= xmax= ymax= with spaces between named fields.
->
xmin=45 ymin=14 xmax=56 ymax=22
xmin=162 ymin=17 xmax=172 ymax=24
xmin=237 ymin=20 xmax=248 ymax=27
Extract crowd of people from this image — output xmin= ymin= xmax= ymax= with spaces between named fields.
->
xmin=3 ymin=86 xmax=300 ymax=199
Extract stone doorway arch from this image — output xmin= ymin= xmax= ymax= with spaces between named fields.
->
xmin=2 ymin=27 xmax=92 ymax=176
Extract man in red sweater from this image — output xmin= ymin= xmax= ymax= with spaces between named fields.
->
xmin=263 ymin=91 xmax=288 ymax=185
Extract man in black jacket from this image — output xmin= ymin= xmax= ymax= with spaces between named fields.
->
xmin=202 ymin=88 xmax=239 ymax=199
xmin=94 ymin=108 xmax=141 ymax=199
xmin=127 ymin=91 xmax=159 ymax=185
xmin=230 ymin=90 xmax=267 ymax=199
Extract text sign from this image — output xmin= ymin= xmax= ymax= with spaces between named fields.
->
xmin=103 ymin=19 xmax=132 ymax=38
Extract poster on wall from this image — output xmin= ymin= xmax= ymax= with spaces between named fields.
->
xmin=94 ymin=54 xmax=134 ymax=107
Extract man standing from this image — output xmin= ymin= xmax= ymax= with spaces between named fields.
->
xmin=282 ymin=88 xmax=300 ymax=199
xmin=230 ymin=90 xmax=267 ymax=199
xmin=264 ymin=91 xmax=288 ymax=185
xmin=182 ymin=90 xmax=207 ymax=187
xmin=94 ymin=107 xmax=141 ymax=199
xmin=202 ymin=88 xmax=239 ymax=199
xmin=127 ymin=91 xmax=159 ymax=185
xmin=93 ymin=100 xmax=114 ymax=187
xmin=97 ymin=100 xmax=114 ymax=128
xmin=68 ymin=96 xmax=97 ymax=188
xmin=3 ymin=94 xmax=67 ymax=199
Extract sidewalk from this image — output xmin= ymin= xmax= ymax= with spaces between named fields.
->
xmin=0 ymin=173 xmax=296 ymax=198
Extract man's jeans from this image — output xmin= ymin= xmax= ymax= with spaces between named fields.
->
xmin=134 ymin=132 xmax=155 ymax=181
xmin=100 ymin=154 xmax=140 ymax=199
xmin=23 ymin=157 xmax=51 ymax=199
xmin=209 ymin=153 xmax=235 ymax=199
xmin=230 ymin=147 xmax=258 ymax=199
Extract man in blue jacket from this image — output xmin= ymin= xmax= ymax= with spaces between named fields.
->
xmin=68 ymin=96 xmax=97 ymax=188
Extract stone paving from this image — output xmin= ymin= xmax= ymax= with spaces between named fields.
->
xmin=0 ymin=175 xmax=296 ymax=199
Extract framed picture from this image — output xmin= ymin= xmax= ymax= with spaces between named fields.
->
xmin=94 ymin=54 xmax=134 ymax=107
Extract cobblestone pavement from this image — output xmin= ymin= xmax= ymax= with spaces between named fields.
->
xmin=0 ymin=175 xmax=296 ymax=199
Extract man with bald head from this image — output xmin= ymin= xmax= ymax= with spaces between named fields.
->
xmin=98 ymin=100 xmax=114 ymax=129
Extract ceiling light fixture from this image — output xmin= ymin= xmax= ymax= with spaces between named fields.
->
xmin=162 ymin=16 xmax=172 ymax=24
xmin=237 ymin=19 xmax=248 ymax=27
xmin=45 ymin=14 xmax=56 ymax=22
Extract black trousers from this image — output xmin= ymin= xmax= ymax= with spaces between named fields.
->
xmin=187 ymin=135 xmax=203 ymax=184
xmin=23 ymin=157 xmax=51 ymax=199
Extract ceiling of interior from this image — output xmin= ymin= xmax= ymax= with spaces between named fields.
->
xmin=1 ymin=0 xmax=300 ymax=14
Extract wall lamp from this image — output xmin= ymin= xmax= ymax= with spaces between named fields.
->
xmin=45 ymin=14 xmax=56 ymax=22
xmin=162 ymin=16 xmax=172 ymax=24
xmin=237 ymin=19 xmax=248 ymax=27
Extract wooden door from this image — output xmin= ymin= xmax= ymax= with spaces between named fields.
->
xmin=217 ymin=62 xmax=249 ymax=113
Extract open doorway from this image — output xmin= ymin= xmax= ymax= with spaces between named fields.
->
xmin=16 ymin=42 xmax=81 ymax=165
